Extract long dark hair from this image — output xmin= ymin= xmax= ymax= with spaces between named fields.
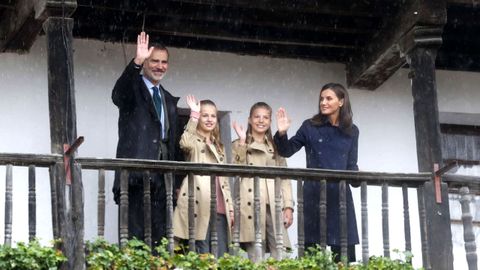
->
xmin=199 ymin=99 xmax=224 ymax=155
xmin=245 ymin=102 xmax=279 ymax=160
xmin=310 ymin=83 xmax=354 ymax=135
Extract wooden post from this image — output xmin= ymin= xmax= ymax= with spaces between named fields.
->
xmin=4 ymin=164 xmax=13 ymax=246
xmin=97 ymin=169 xmax=105 ymax=237
xmin=232 ymin=176 xmax=241 ymax=255
xmin=459 ymin=186 xmax=478 ymax=270
xmin=381 ymin=182 xmax=390 ymax=258
xmin=44 ymin=13 xmax=82 ymax=269
xmin=409 ymin=29 xmax=453 ymax=269
xmin=361 ymin=181 xmax=369 ymax=264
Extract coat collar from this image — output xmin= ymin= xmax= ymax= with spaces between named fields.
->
xmin=248 ymin=136 xmax=274 ymax=154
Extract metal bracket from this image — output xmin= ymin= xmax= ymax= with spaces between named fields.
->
xmin=63 ymin=136 xmax=84 ymax=185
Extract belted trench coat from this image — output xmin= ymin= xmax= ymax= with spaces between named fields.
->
xmin=173 ymin=119 xmax=233 ymax=240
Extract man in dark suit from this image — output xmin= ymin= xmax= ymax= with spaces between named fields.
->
xmin=112 ymin=32 xmax=179 ymax=246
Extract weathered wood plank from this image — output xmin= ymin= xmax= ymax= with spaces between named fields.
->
xmin=232 ymin=176 xmax=241 ymax=255
xmin=188 ymin=172 xmax=196 ymax=251
xmin=410 ymin=35 xmax=453 ymax=269
xmin=209 ymin=175 xmax=218 ymax=257
xmin=459 ymin=186 xmax=478 ymax=270
xmin=253 ymin=176 xmax=262 ymax=262
xmin=297 ymin=179 xmax=305 ymax=257
xmin=339 ymin=180 xmax=347 ymax=264
xmin=361 ymin=181 xmax=369 ymax=264
xmin=97 ymin=169 xmax=105 ymax=237
xmin=346 ymin=0 xmax=447 ymax=90
xmin=75 ymin=157 xmax=431 ymax=186
xmin=28 ymin=165 xmax=36 ymax=241
xmin=143 ymin=171 xmax=152 ymax=248
xmin=119 ymin=169 xmax=129 ymax=247
xmin=165 ymin=172 xmax=175 ymax=255
xmin=402 ymin=184 xmax=412 ymax=253
xmin=319 ymin=179 xmax=327 ymax=249
xmin=4 ymin=164 xmax=13 ymax=245
xmin=382 ymin=182 xmax=390 ymax=257
xmin=70 ymin=163 xmax=84 ymax=270
xmin=274 ymin=176 xmax=284 ymax=260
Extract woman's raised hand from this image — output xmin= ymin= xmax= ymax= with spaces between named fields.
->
xmin=134 ymin=32 xmax=154 ymax=66
xmin=232 ymin=121 xmax=247 ymax=144
xmin=186 ymin=94 xmax=200 ymax=113
xmin=276 ymin=107 xmax=291 ymax=135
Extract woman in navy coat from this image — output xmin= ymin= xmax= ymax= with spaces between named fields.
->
xmin=274 ymin=82 xmax=359 ymax=262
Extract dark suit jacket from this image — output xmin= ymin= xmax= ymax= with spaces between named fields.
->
xmin=112 ymin=59 xmax=180 ymax=203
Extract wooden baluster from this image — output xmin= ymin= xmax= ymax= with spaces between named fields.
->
xmin=319 ymin=179 xmax=327 ymax=249
xmin=402 ymin=184 xmax=412 ymax=254
xmin=232 ymin=176 xmax=241 ymax=256
xmin=253 ymin=176 xmax=262 ymax=262
xmin=417 ymin=185 xmax=431 ymax=270
xmin=210 ymin=175 xmax=218 ymax=257
xmin=49 ymin=164 xmax=59 ymax=239
xmin=274 ymin=176 xmax=284 ymax=259
xmin=4 ymin=164 xmax=13 ymax=245
xmin=460 ymin=186 xmax=478 ymax=270
xmin=339 ymin=180 xmax=348 ymax=264
xmin=165 ymin=172 xmax=175 ymax=255
xmin=28 ymin=165 xmax=36 ymax=241
xmin=382 ymin=182 xmax=390 ymax=257
xmin=297 ymin=178 xmax=305 ymax=257
xmin=188 ymin=172 xmax=196 ymax=252
xmin=361 ymin=181 xmax=369 ymax=264
xmin=143 ymin=171 xmax=152 ymax=248
xmin=119 ymin=169 xmax=129 ymax=247
xmin=97 ymin=169 xmax=105 ymax=237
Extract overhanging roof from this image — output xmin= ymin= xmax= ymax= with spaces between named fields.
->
xmin=1 ymin=0 xmax=479 ymax=89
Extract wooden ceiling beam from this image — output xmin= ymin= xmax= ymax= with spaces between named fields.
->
xmin=75 ymin=1 xmax=379 ymax=35
xmin=346 ymin=0 xmax=447 ymax=90
xmin=0 ymin=0 xmax=77 ymax=53
xmin=165 ymin=0 xmax=398 ymax=17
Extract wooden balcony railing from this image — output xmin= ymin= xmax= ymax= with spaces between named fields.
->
xmin=1 ymin=152 xmax=479 ymax=270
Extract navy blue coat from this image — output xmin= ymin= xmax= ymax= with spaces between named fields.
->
xmin=111 ymin=59 xmax=180 ymax=244
xmin=274 ymin=119 xmax=359 ymax=246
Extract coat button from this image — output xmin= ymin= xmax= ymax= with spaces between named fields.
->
xmin=248 ymin=188 xmax=252 ymax=192
xmin=221 ymin=185 xmax=224 ymax=189
xmin=197 ymin=139 xmax=201 ymax=142
xmin=247 ymin=151 xmax=251 ymax=155
xmin=195 ymin=214 xmax=197 ymax=218
xmin=235 ymin=155 xmax=240 ymax=161
xmin=196 ymin=200 xmax=199 ymax=204
xmin=153 ymin=139 xmax=158 ymax=143
xmin=268 ymin=148 xmax=273 ymax=152
xmin=201 ymin=149 xmax=205 ymax=153
xmin=220 ymin=157 xmax=223 ymax=161
xmin=182 ymin=193 xmax=186 ymax=196
xmin=226 ymin=199 xmax=229 ymax=202
xmin=196 ymin=186 xmax=200 ymax=191
xmin=249 ymin=163 xmax=253 ymax=165
xmin=247 ymin=202 xmax=251 ymax=206
xmin=248 ymin=215 xmax=252 ymax=219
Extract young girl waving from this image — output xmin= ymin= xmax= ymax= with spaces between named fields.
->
xmin=232 ymin=102 xmax=294 ymax=261
xmin=173 ymin=95 xmax=234 ymax=257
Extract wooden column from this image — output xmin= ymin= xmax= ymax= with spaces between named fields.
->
xmin=409 ymin=27 xmax=453 ymax=270
xmin=43 ymin=8 xmax=83 ymax=269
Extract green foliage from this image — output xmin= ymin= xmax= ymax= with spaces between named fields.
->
xmin=0 ymin=240 xmax=66 ymax=270
xmin=85 ymin=238 xmax=423 ymax=270
xmin=86 ymin=238 xmax=164 ymax=270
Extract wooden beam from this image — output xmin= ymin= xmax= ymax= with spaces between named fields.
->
xmin=166 ymin=0 xmax=398 ymax=17
xmin=346 ymin=0 xmax=447 ymax=90
xmin=0 ymin=0 xmax=76 ymax=53
xmin=75 ymin=1 xmax=379 ymax=35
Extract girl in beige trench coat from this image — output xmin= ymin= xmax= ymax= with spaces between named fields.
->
xmin=232 ymin=102 xmax=294 ymax=261
xmin=173 ymin=95 xmax=234 ymax=257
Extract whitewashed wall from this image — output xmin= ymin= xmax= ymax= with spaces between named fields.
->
xmin=1 ymin=36 xmax=479 ymax=268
